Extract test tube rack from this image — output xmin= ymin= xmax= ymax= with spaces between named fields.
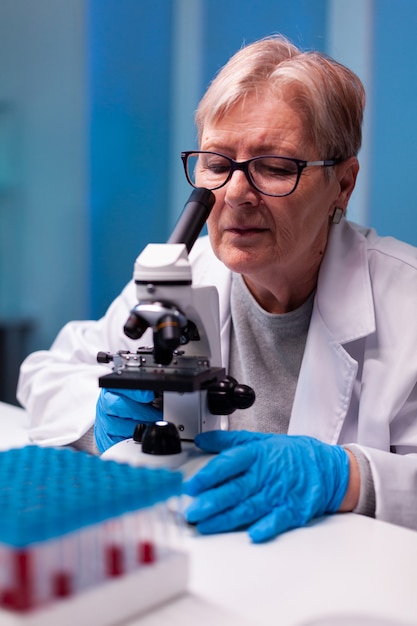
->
xmin=0 ymin=446 xmax=188 ymax=625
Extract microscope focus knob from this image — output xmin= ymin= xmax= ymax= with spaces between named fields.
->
xmin=97 ymin=351 xmax=112 ymax=364
xmin=233 ymin=383 xmax=256 ymax=410
xmin=141 ymin=421 xmax=182 ymax=455
xmin=207 ymin=376 xmax=256 ymax=415
xmin=133 ymin=423 xmax=148 ymax=443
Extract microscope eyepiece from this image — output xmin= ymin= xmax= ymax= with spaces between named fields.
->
xmin=167 ymin=187 xmax=215 ymax=253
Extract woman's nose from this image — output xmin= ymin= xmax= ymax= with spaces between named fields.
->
xmin=224 ymin=169 xmax=259 ymax=207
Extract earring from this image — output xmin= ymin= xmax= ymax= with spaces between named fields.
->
xmin=331 ymin=207 xmax=344 ymax=224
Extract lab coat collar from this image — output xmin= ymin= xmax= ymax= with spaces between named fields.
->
xmin=289 ymin=219 xmax=376 ymax=441
xmin=315 ymin=219 xmax=376 ymax=343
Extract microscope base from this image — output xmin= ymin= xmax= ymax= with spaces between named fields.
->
xmin=101 ymin=439 xmax=214 ymax=480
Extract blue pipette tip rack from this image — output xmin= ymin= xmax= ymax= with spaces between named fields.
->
xmin=0 ymin=446 xmax=189 ymax=625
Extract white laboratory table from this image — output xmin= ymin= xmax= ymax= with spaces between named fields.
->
xmin=1 ymin=401 xmax=417 ymax=626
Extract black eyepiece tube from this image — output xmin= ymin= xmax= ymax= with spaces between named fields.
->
xmin=167 ymin=188 xmax=215 ymax=253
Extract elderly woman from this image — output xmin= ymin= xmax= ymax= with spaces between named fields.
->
xmin=18 ymin=35 xmax=417 ymax=542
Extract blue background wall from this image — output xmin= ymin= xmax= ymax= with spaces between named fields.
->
xmin=88 ymin=0 xmax=174 ymax=318
xmin=199 ymin=0 xmax=328 ymax=81
xmin=1 ymin=0 xmax=417 ymax=402
xmin=370 ymin=0 xmax=417 ymax=239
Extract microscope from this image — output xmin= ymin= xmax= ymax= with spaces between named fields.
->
xmin=98 ymin=188 xmax=255 ymax=473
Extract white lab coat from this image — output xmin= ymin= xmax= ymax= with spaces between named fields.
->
xmin=17 ymin=219 xmax=417 ymax=530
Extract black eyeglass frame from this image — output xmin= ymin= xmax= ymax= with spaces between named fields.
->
xmin=181 ymin=150 xmax=342 ymax=197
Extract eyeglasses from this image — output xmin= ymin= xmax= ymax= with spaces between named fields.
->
xmin=181 ymin=150 xmax=341 ymax=197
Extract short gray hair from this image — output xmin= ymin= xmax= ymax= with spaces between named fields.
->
xmin=196 ymin=35 xmax=365 ymax=160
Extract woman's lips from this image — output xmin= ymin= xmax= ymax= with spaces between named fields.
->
xmin=227 ymin=226 xmax=268 ymax=235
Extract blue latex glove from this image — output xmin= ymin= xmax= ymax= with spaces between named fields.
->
xmin=184 ymin=430 xmax=350 ymax=543
xmin=94 ymin=388 xmax=162 ymax=453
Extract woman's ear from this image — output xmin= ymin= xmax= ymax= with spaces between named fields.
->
xmin=335 ymin=157 xmax=360 ymax=210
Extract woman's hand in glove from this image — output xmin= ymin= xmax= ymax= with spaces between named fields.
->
xmin=94 ymin=388 xmax=162 ymax=453
xmin=184 ymin=430 xmax=351 ymax=543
